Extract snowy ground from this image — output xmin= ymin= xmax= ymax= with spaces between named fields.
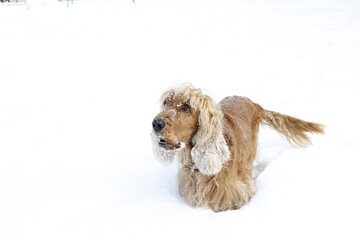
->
xmin=1 ymin=0 xmax=360 ymax=239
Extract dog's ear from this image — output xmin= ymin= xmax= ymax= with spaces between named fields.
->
xmin=191 ymin=95 xmax=230 ymax=175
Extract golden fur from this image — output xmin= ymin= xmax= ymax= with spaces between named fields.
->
xmin=152 ymin=84 xmax=324 ymax=212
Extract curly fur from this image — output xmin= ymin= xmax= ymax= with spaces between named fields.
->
xmin=152 ymin=84 xmax=324 ymax=212
xmin=159 ymin=84 xmax=230 ymax=174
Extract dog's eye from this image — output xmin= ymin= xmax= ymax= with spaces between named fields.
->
xmin=182 ymin=104 xmax=191 ymax=113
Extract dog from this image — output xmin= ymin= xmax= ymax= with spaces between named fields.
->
xmin=151 ymin=84 xmax=324 ymax=212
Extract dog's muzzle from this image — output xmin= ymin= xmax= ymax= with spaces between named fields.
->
xmin=152 ymin=118 xmax=185 ymax=150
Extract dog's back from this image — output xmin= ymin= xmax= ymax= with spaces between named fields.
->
xmin=220 ymin=95 xmax=324 ymax=148
xmin=220 ymin=96 xmax=260 ymax=142
xmin=219 ymin=96 xmax=263 ymax=167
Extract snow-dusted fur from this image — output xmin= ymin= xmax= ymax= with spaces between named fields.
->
xmin=188 ymin=88 xmax=231 ymax=175
xmin=191 ymin=135 xmax=230 ymax=175
xmin=152 ymin=84 xmax=324 ymax=212
xmin=151 ymin=132 xmax=178 ymax=164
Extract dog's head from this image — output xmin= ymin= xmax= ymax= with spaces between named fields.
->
xmin=152 ymin=84 xmax=230 ymax=175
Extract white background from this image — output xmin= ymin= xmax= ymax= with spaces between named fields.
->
xmin=1 ymin=0 xmax=359 ymax=239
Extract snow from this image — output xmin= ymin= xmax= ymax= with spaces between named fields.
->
xmin=1 ymin=0 xmax=359 ymax=239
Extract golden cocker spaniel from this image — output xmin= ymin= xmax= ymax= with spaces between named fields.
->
xmin=152 ymin=84 xmax=324 ymax=212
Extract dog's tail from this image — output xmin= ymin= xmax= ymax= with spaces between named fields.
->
xmin=259 ymin=107 xmax=325 ymax=147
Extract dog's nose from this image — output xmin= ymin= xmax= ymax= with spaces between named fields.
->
xmin=152 ymin=118 xmax=165 ymax=132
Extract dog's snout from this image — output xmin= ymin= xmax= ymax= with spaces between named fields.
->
xmin=152 ymin=118 xmax=165 ymax=132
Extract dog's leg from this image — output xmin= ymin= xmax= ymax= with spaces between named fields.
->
xmin=178 ymin=167 xmax=199 ymax=208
